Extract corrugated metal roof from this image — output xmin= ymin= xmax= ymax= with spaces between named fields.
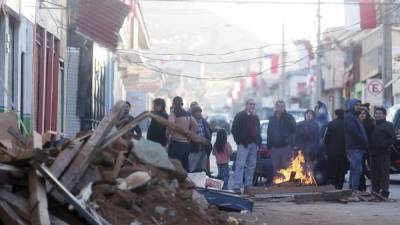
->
xmin=77 ymin=0 xmax=130 ymax=49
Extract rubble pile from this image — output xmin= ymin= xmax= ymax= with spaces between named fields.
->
xmin=0 ymin=101 xmax=236 ymax=225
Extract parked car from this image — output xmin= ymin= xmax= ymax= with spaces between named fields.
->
xmin=388 ymin=105 xmax=400 ymax=174
xmin=287 ymin=108 xmax=306 ymax=123
xmin=208 ymin=114 xmax=231 ymax=134
xmin=254 ymin=120 xmax=274 ymax=186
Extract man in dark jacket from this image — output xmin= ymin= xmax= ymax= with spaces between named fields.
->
xmin=267 ymin=100 xmax=296 ymax=176
xmin=344 ymin=99 xmax=369 ymax=190
xmin=231 ymin=99 xmax=261 ymax=193
xmin=147 ymin=98 xmax=169 ymax=146
xmin=369 ymin=107 xmax=395 ymax=198
xmin=324 ymin=109 xmax=347 ymax=189
xmin=116 ymin=101 xmax=142 ymax=139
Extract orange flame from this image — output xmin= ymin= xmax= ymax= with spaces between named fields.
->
xmin=273 ymin=151 xmax=315 ymax=185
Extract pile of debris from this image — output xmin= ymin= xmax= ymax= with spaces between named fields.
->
xmin=0 ymin=102 xmax=238 ymax=225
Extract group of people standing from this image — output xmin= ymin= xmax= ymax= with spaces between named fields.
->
xmin=140 ymin=96 xmax=396 ymax=197
xmin=230 ymin=98 xmax=397 ymax=198
xmin=342 ymin=99 xmax=396 ymax=197
xmin=146 ymin=97 xmax=213 ymax=174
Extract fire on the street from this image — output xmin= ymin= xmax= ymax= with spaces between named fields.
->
xmin=273 ymin=151 xmax=316 ymax=185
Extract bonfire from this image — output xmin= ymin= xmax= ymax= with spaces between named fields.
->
xmin=273 ymin=151 xmax=316 ymax=185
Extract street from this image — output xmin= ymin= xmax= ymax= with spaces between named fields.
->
xmin=210 ymin=134 xmax=400 ymax=225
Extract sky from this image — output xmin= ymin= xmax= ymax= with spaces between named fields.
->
xmin=142 ymin=0 xmax=346 ymax=47
xmin=198 ymin=0 xmax=346 ymax=44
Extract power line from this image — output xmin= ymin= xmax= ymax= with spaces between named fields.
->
xmin=131 ymin=53 xmax=316 ymax=81
xmin=118 ymin=44 xmax=322 ymax=64
xmin=128 ymin=1 xmax=400 ymax=58
xmin=140 ymin=0 xmax=400 ymax=5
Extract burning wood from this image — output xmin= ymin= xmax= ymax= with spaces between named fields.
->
xmin=273 ymin=151 xmax=315 ymax=185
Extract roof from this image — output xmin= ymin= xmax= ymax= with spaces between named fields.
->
xmin=77 ymin=0 xmax=130 ymax=49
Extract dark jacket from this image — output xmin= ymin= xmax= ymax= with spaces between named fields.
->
xmin=344 ymin=99 xmax=368 ymax=151
xmin=267 ymin=112 xmax=296 ymax=149
xmin=361 ymin=118 xmax=375 ymax=152
xmin=231 ymin=111 xmax=261 ymax=147
xmin=324 ymin=118 xmax=346 ymax=156
xmin=116 ymin=114 xmax=142 ymax=138
xmin=147 ymin=111 xmax=169 ymax=146
xmin=370 ymin=119 xmax=395 ymax=156
xmin=295 ymin=119 xmax=320 ymax=154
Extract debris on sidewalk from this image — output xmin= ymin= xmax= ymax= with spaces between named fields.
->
xmin=0 ymin=102 xmax=239 ymax=225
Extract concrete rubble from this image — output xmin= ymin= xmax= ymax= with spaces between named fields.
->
xmin=0 ymin=102 xmax=242 ymax=225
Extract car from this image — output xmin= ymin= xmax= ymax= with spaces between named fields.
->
xmin=208 ymin=114 xmax=231 ymax=134
xmin=388 ymin=105 xmax=400 ymax=174
xmin=287 ymin=108 xmax=307 ymax=123
xmin=254 ymin=120 xmax=274 ymax=186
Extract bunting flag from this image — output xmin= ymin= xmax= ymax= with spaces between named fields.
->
xmin=264 ymin=54 xmax=280 ymax=74
xmin=360 ymin=0 xmax=377 ymax=30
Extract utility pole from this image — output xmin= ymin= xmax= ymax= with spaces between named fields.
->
xmin=314 ymin=0 xmax=322 ymax=107
xmin=279 ymin=24 xmax=286 ymax=101
xmin=382 ymin=0 xmax=393 ymax=107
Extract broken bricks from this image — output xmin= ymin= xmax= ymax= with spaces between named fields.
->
xmin=0 ymin=102 xmax=237 ymax=225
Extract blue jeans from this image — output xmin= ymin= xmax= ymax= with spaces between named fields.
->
xmin=347 ymin=149 xmax=364 ymax=190
xmin=217 ymin=163 xmax=229 ymax=190
xmin=233 ymin=144 xmax=257 ymax=189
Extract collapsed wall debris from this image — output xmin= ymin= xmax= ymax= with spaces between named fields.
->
xmin=0 ymin=102 xmax=239 ymax=225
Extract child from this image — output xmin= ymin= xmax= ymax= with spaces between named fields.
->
xmin=213 ymin=129 xmax=232 ymax=190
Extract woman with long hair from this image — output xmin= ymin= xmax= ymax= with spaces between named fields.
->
xmin=213 ymin=129 xmax=232 ymax=189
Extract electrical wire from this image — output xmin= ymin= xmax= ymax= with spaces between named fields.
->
xmin=126 ymin=1 xmax=400 ymax=58
xmin=118 ymin=44 xmax=323 ymax=64
xmin=139 ymin=0 xmax=400 ymax=6
xmin=129 ymin=54 xmax=311 ymax=81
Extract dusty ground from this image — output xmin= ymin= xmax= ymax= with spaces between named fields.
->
xmin=231 ymin=201 xmax=400 ymax=225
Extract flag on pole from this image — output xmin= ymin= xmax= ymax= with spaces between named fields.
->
xmin=360 ymin=0 xmax=377 ymax=30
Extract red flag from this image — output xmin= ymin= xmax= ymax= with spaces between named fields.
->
xmin=360 ymin=0 xmax=377 ymax=30
xmin=271 ymin=54 xmax=279 ymax=74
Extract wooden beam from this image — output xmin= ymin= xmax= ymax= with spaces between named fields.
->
xmin=100 ymin=111 xmax=208 ymax=150
xmin=112 ymin=151 xmax=126 ymax=178
xmin=99 ymin=111 xmax=151 ymax=149
xmin=29 ymin=170 xmax=51 ymax=225
xmin=59 ymin=101 xmax=127 ymax=191
xmin=32 ymin=162 xmax=103 ymax=225
xmin=0 ymin=188 xmax=30 ymax=221
xmin=0 ymin=200 xmax=28 ymax=225
xmin=149 ymin=112 xmax=208 ymax=145
xmin=47 ymin=142 xmax=83 ymax=192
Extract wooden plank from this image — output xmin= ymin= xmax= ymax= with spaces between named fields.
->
xmin=0 ymin=188 xmax=30 ymax=221
xmin=112 ymin=151 xmax=126 ymax=178
xmin=32 ymin=162 xmax=104 ymax=225
xmin=29 ymin=170 xmax=51 ymax=225
xmin=47 ymin=142 xmax=83 ymax=192
xmin=59 ymin=101 xmax=127 ymax=191
xmin=0 ymin=200 xmax=28 ymax=225
xmin=99 ymin=111 xmax=152 ymax=149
